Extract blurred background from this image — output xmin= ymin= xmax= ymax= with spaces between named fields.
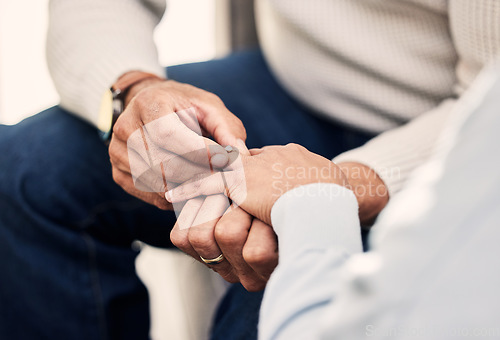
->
xmin=0 ymin=0 xmax=255 ymax=339
xmin=0 ymin=0 xmax=217 ymax=125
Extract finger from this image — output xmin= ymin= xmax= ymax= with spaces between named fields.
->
xmin=109 ymin=137 xmax=132 ymax=173
xmin=166 ymin=172 xmax=228 ymax=203
xmin=148 ymin=151 xmax=211 ymax=186
xmin=167 ymin=168 xmax=248 ymax=207
xmin=127 ymin=122 xmax=230 ymax=187
xmin=215 ymin=206 xmax=267 ymax=292
xmin=171 ymin=197 xmax=239 ymax=283
xmin=167 ymin=145 xmax=230 ymax=171
xmin=117 ymin=131 xmax=224 ymax=191
xmin=187 ymin=195 xmax=239 ymax=281
xmin=110 ymin=136 xmax=151 ymax=178
xmin=176 ymin=107 xmax=203 ymax=135
xmin=191 ymin=95 xmax=247 ymax=146
xmin=110 ymin=134 xmax=168 ymax=192
xmin=234 ymin=139 xmax=250 ymax=156
xmin=140 ymin=111 xmax=228 ymax=166
xmin=111 ymin=166 xmax=172 ymax=210
xmin=165 ymin=144 xmax=249 ymax=203
xmin=175 ymin=107 xmax=216 ymax=143
xmin=242 ymin=219 xmax=279 ymax=281
xmin=249 ymin=148 xmax=264 ymax=156
xmin=171 ymin=198 xmax=205 ymax=259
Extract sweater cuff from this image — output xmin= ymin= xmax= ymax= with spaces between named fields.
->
xmin=270 ymin=183 xmax=362 ymax=261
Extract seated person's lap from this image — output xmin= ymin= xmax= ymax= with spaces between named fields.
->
xmin=0 ymin=49 xmax=372 ymax=340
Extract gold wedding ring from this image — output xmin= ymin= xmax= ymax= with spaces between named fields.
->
xmin=200 ymin=254 xmax=225 ymax=265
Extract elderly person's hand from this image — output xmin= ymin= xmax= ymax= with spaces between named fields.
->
xmin=166 ymin=143 xmax=351 ymax=226
xmin=169 ymin=142 xmax=279 ymax=291
xmin=108 ymin=75 xmax=278 ymax=291
xmin=109 ymin=76 xmax=245 ymax=209
xmin=171 ymin=204 xmax=279 ymax=291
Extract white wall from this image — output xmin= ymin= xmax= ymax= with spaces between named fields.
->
xmin=0 ymin=0 xmax=217 ymax=125
xmin=0 ymin=0 xmax=58 ymax=125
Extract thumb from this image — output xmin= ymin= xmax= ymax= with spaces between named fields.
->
xmin=235 ymin=139 xmax=250 ymax=156
xmin=215 ymin=130 xmax=242 ymax=149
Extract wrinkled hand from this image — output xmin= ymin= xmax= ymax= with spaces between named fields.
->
xmin=167 ymin=143 xmax=350 ymax=225
xmin=169 ymin=142 xmax=279 ymax=291
xmin=109 ymin=76 xmax=246 ymax=209
xmin=170 ymin=203 xmax=279 ymax=291
xmin=108 ymin=74 xmax=278 ymax=290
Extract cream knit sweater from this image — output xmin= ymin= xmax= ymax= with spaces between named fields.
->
xmin=47 ymin=0 xmax=500 ymax=196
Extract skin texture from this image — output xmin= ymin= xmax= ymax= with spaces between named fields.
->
xmin=167 ymin=144 xmax=352 ymax=225
xmin=109 ymin=73 xmax=279 ymax=291
xmin=338 ymin=162 xmax=389 ymax=227
xmin=109 ymin=72 xmax=389 ymax=291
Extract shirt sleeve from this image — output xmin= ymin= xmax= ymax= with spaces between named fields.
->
xmin=47 ymin=0 xmax=167 ymax=127
xmin=259 ymin=183 xmax=362 ymax=340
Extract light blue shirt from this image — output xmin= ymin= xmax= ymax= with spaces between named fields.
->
xmin=260 ymin=68 xmax=500 ymax=339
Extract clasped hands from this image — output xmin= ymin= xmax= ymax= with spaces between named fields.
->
xmin=108 ymin=78 xmax=355 ymax=291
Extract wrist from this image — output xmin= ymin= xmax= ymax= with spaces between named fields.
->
xmin=338 ymin=162 xmax=389 ymax=227
xmin=114 ymin=71 xmax=165 ymax=107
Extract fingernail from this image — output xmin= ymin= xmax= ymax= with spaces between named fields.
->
xmin=211 ymin=153 xmax=229 ymax=168
xmin=165 ymin=191 xmax=173 ymax=202
xmin=209 ymin=144 xmax=227 ymax=156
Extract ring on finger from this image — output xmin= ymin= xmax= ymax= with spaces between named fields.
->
xmin=200 ymin=254 xmax=225 ymax=265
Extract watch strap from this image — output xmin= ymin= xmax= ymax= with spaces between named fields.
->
xmin=101 ymin=71 xmax=164 ymax=142
xmin=112 ymin=71 xmax=164 ymax=100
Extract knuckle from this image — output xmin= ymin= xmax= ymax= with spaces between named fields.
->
xmin=215 ymin=222 xmax=246 ymax=247
xmin=133 ymin=89 xmax=155 ymax=109
xmin=111 ymin=168 xmax=125 ymax=186
xmin=238 ymin=124 xmax=247 ymax=140
xmin=112 ymin=121 xmax=127 ymax=140
xmin=243 ymin=245 xmax=273 ymax=267
xmin=191 ymin=179 xmax=202 ymax=193
xmin=285 ymin=143 xmax=308 ymax=154
xmin=170 ymin=229 xmax=190 ymax=250
xmin=108 ymin=144 xmax=120 ymax=164
xmin=188 ymin=228 xmax=215 ymax=252
xmin=204 ymin=91 xmax=222 ymax=104
xmin=241 ymin=278 xmax=266 ymax=292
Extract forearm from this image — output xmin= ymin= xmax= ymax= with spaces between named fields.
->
xmin=47 ymin=0 xmax=166 ymax=126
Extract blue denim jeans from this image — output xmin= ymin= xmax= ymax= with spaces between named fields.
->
xmin=0 ymin=50 xmax=373 ymax=340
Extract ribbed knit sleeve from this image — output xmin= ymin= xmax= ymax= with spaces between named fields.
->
xmin=333 ymin=99 xmax=456 ymax=196
xmin=334 ymin=0 xmax=500 ymax=197
xmin=47 ymin=0 xmax=166 ymax=127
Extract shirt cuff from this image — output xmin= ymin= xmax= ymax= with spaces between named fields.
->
xmin=270 ymin=183 xmax=363 ymax=262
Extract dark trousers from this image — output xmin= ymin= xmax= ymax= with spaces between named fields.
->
xmin=0 ymin=50 xmax=372 ymax=340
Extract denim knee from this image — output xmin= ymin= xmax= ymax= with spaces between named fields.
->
xmin=0 ymin=107 xmax=111 ymax=226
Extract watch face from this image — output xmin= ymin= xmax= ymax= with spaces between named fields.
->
xmin=98 ymin=89 xmax=114 ymax=135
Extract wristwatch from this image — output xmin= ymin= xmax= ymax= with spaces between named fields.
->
xmin=98 ymin=71 xmax=163 ymax=141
